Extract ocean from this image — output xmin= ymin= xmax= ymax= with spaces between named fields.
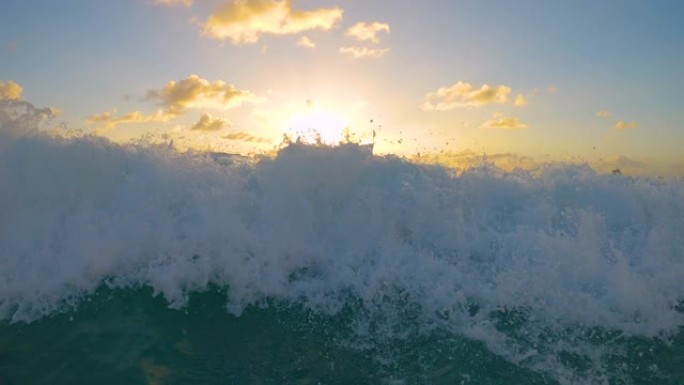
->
xmin=1 ymin=99 xmax=683 ymax=384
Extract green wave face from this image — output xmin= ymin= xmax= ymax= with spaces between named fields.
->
xmin=2 ymin=287 xmax=683 ymax=385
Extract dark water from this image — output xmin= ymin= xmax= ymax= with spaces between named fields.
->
xmin=1 ymin=287 xmax=683 ymax=385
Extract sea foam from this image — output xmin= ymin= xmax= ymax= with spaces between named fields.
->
xmin=1 ymin=99 xmax=683 ymax=383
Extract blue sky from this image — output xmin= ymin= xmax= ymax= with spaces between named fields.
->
xmin=1 ymin=0 xmax=683 ymax=174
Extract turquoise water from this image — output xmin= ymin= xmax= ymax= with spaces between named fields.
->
xmin=2 ymin=99 xmax=684 ymax=384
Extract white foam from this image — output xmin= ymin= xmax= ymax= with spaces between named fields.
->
xmin=2 ymin=100 xmax=683 ymax=382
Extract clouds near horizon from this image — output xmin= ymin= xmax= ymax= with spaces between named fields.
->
xmin=191 ymin=113 xmax=228 ymax=131
xmin=86 ymin=75 xmax=257 ymax=133
xmin=202 ymin=0 xmax=343 ymax=44
xmin=223 ymin=131 xmax=271 ymax=143
xmin=86 ymin=110 xmax=168 ymax=132
xmin=146 ymin=75 xmax=259 ymax=116
xmin=481 ymin=113 xmax=529 ymax=130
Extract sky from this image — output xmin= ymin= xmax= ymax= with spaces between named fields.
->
xmin=1 ymin=0 xmax=683 ymax=174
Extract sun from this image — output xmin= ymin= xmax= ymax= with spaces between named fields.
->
xmin=284 ymin=103 xmax=349 ymax=145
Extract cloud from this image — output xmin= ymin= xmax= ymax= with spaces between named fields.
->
xmin=86 ymin=109 xmax=168 ymax=132
xmin=339 ymin=46 xmax=389 ymax=59
xmin=223 ymin=131 xmax=271 ymax=143
xmin=48 ymin=107 xmax=63 ymax=117
xmin=146 ymin=75 xmax=258 ymax=116
xmin=296 ymin=36 xmax=316 ymax=49
xmin=202 ymin=0 xmax=343 ymax=44
xmin=614 ymin=120 xmax=637 ymax=130
xmin=6 ymin=40 xmax=18 ymax=51
xmin=481 ymin=114 xmax=529 ymax=130
xmin=0 ymin=80 xmax=23 ymax=100
xmin=191 ymin=113 xmax=228 ymax=131
xmin=345 ymin=22 xmax=390 ymax=43
xmin=339 ymin=21 xmax=390 ymax=60
xmin=514 ymin=94 xmax=528 ymax=106
xmin=86 ymin=75 xmax=257 ymax=134
xmin=153 ymin=0 xmax=193 ymax=6
xmin=415 ymin=149 xmax=540 ymax=172
xmin=421 ymin=81 xmax=512 ymax=111
xmin=596 ymin=110 xmax=611 ymax=118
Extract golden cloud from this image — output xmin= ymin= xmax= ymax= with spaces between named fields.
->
xmin=147 ymin=75 xmax=258 ymax=116
xmin=0 ymin=80 xmax=23 ymax=100
xmin=86 ymin=110 xmax=168 ymax=133
xmin=191 ymin=113 xmax=228 ymax=131
xmin=614 ymin=120 xmax=637 ymax=130
xmin=596 ymin=110 xmax=611 ymax=118
xmin=203 ymin=0 xmax=343 ymax=44
xmin=415 ymin=149 xmax=540 ymax=172
xmin=421 ymin=81 xmax=512 ymax=111
xmin=339 ymin=46 xmax=389 ymax=59
xmin=47 ymin=107 xmax=63 ymax=117
xmin=223 ymin=131 xmax=272 ymax=143
xmin=481 ymin=114 xmax=529 ymax=130
xmin=296 ymin=36 xmax=316 ymax=49
xmin=345 ymin=22 xmax=390 ymax=43
xmin=514 ymin=94 xmax=528 ymax=106
xmin=154 ymin=0 xmax=193 ymax=6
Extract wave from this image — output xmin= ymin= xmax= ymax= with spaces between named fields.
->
xmin=2 ymin=99 xmax=684 ymax=383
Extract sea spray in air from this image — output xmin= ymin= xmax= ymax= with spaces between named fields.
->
xmin=1 ymin=99 xmax=684 ymax=384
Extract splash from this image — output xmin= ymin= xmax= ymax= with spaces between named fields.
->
xmin=1 ymin=100 xmax=683 ymax=384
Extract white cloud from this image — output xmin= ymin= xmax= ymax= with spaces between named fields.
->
xmin=339 ymin=46 xmax=389 ymax=59
xmin=296 ymin=36 xmax=316 ymax=49
xmin=345 ymin=22 xmax=390 ymax=43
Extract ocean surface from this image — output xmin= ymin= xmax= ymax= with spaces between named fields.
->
xmin=1 ymin=99 xmax=683 ymax=384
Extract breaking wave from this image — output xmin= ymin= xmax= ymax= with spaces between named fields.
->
xmin=2 ymin=99 xmax=684 ymax=384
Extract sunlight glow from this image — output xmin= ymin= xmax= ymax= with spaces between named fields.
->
xmin=285 ymin=105 xmax=349 ymax=145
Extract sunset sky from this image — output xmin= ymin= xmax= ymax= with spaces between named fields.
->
xmin=1 ymin=0 xmax=683 ymax=174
